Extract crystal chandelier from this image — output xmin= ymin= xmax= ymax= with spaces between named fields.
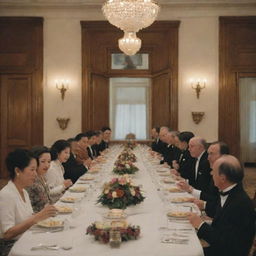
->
xmin=102 ymin=0 xmax=160 ymax=55
xmin=118 ymin=32 xmax=141 ymax=56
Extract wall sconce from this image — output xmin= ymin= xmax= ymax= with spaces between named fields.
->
xmin=190 ymin=78 xmax=206 ymax=99
xmin=56 ymin=117 xmax=70 ymax=130
xmin=55 ymin=79 xmax=69 ymax=100
xmin=191 ymin=112 xmax=205 ymax=124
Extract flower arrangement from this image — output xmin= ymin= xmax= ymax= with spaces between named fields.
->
xmin=124 ymin=141 xmax=137 ymax=150
xmin=113 ymin=160 xmax=138 ymax=175
xmin=117 ymin=149 xmax=137 ymax=162
xmin=97 ymin=175 xmax=145 ymax=209
xmin=86 ymin=221 xmax=140 ymax=244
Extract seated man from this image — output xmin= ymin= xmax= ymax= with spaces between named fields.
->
xmin=63 ymin=138 xmax=88 ymax=183
xmin=98 ymin=126 xmax=111 ymax=152
xmin=189 ymin=155 xmax=255 ymax=256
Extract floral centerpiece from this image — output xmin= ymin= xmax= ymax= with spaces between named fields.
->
xmin=86 ymin=220 xmax=140 ymax=244
xmin=117 ymin=149 xmax=137 ymax=162
xmin=113 ymin=160 xmax=138 ymax=175
xmin=124 ymin=141 xmax=137 ymax=150
xmin=97 ymin=175 xmax=145 ymax=209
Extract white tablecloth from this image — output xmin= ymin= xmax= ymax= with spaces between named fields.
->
xmin=9 ymin=145 xmax=204 ymax=256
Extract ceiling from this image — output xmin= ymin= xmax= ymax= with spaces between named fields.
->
xmin=0 ymin=0 xmax=256 ymax=8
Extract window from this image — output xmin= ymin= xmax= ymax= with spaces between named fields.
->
xmin=110 ymin=77 xmax=151 ymax=140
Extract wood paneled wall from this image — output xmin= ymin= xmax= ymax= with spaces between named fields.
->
xmin=219 ymin=16 xmax=256 ymax=158
xmin=0 ymin=17 xmax=43 ymax=178
xmin=81 ymin=21 xmax=180 ymax=133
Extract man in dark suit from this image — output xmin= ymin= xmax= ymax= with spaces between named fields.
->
xmin=63 ymin=138 xmax=88 ymax=183
xmin=85 ymin=131 xmax=97 ymax=160
xmin=151 ymin=127 xmax=165 ymax=153
xmin=98 ymin=126 xmax=111 ymax=152
xmin=171 ymin=131 xmax=195 ymax=179
xmin=161 ymin=129 xmax=181 ymax=167
xmin=183 ymin=137 xmax=212 ymax=193
xmin=188 ymin=155 xmax=255 ymax=256
xmin=178 ymin=141 xmax=229 ymax=202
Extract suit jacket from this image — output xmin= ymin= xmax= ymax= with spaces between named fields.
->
xmin=74 ymin=144 xmax=89 ymax=164
xmin=200 ymin=178 xmax=219 ymax=203
xmin=188 ymin=151 xmax=212 ymax=193
xmin=92 ymin=144 xmax=101 ymax=157
xmin=87 ymin=146 xmax=96 ymax=160
xmin=98 ymin=140 xmax=109 ymax=152
xmin=63 ymin=153 xmax=88 ymax=183
xmin=198 ymin=183 xmax=255 ymax=256
xmin=177 ymin=149 xmax=195 ymax=179
xmin=162 ymin=144 xmax=181 ymax=167
xmin=151 ymin=138 xmax=166 ymax=153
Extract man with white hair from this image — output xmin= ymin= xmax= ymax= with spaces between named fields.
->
xmin=188 ymin=155 xmax=255 ymax=256
xmin=185 ymin=137 xmax=211 ymax=193
xmin=161 ymin=129 xmax=180 ymax=167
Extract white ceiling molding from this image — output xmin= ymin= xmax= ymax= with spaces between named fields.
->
xmin=0 ymin=0 xmax=256 ymax=9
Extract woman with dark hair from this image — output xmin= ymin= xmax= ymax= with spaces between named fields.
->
xmin=0 ymin=149 xmax=56 ymax=256
xmin=26 ymin=146 xmax=54 ymax=212
xmin=45 ymin=140 xmax=73 ymax=202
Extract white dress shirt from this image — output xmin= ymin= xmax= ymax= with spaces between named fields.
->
xmin=0 ymin=181 xmax=33 ymax=239
xmin=220 ymin=183 xmax=237 ymax=207
xmin=45 ymin=160 xmax=65 ymax=202
xmin=191 ymin=151 xmax=206 ymax=198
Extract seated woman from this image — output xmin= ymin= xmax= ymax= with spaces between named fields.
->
xmin=26 ymin=146 xmax=54 ymax=212
xmin=45 ymin=140 xmax=73 ymax=202
xmin=0 ymin=149 xmax=57 ymax=256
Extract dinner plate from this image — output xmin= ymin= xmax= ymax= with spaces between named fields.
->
xmin=69 ymin=186 xmax=87 ymax=193
xmin=60 ymin=197 xmax=77 ymax=203
xmin=37 ymin=219 xmax=64 ymax=228
xmin=166 ymin=211 xmax=190 ymax=218
xmin=167 ymin=187 xmax=183 ymax=193
xmin=170 ymin=197 xmax=193 ymax=203
xmin=162 ymin=178 xmax=175 ymax=183
xmin=56 ymin=206 xmax=73 ymax=214
xmin=103 ymin=209 xmax=127 ymax=220
xmin=80 ymin=176 xmax=94 ymax=181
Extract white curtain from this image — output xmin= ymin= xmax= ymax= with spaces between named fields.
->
xmin=110 ymin=80 xmax=149 ymax=140
xmin=115 ymin=104 xmax=146 ymax=139
xmin=240 ymin=77 xmax=256 ymax=163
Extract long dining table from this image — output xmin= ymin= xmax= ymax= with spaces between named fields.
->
xmin=9 ymin=144 xmax=204 ymax=256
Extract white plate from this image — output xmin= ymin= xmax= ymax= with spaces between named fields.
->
xmin=69 ymin=187 xmax=86 ymax=193
xmin=37 ymin=219 xmax=64 ymax=228
xmin=60 ymin=197 xmax=77 ymax=203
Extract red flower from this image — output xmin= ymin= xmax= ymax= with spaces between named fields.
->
xmin=107 ymin=192 xmax=112 ymax=199
xmin=116 ymin=189 xmax=124 ymax=198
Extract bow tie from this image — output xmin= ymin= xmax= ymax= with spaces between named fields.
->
xmin=219 ymin=190 xmax=231 ymax=196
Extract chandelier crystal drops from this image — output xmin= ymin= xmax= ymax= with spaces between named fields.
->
xmin=102 ymin=0 xmax=160 ymax=33
xmin=102 ymin=0 xmax=160 ymax=55
xmin=118 ymin=32 xmax=141 ymax=56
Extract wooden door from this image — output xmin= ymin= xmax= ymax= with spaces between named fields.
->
xmin=0 ymin=74 xmax=33 ymax=177
xmin=0 ymin=17 xmax=43 ymax=178
xmin=219 ymin=17 xmax=256 ymax=158
xmin=152 ymin=70 xmax=172 ymax=127
xmin=91 ymin=73 xmax=109 ymax=130
xmin=81 ymin=21 xmax=180 ymax=133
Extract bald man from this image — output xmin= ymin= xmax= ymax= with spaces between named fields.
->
xmin=189 ymin=155 xmax=255 ymax=256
